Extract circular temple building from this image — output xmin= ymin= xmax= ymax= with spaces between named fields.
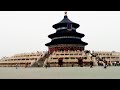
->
xmin=45 ymin=12 xmax=89 ymax=67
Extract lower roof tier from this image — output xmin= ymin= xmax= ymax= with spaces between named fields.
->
xmin=45 ymin=38 xmax=88 ymax=46
xmin=48 ymin=30 xmax=85 ymax=39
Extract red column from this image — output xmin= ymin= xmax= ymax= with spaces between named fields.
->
xmin=54 ymin=47 xmax=56 ymax=51
xmin=64 ymin=47 xmax=67 ymax=51
xmin=58 ymin=47 xmax=60 ymax=51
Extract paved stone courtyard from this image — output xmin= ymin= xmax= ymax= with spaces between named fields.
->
xmin=0 ymin=66 xmax=120 ymax=79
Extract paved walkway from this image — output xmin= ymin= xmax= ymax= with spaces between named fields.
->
xmin=0 ymin=66 xmax=120 ymax=79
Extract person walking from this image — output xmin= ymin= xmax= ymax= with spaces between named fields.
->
xmin=45 ymin=64 xmax=47 ymax=69
xmin=90 ymin=61 xmax=93 ymax=68
xmin=103 ymin=60 xmax=107 ymax=69
xmin=15 ymin=64 xmax=18 ymax=69
xmin=38 ymin=63 xmax=40 ymax=67
xmin=25 ymin=63 xmax=28 ymax=68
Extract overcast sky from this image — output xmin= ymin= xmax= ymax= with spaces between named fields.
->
xmin=0 ymin=11 xmax=120 ymax=58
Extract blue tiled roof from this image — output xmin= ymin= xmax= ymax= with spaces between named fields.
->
xmin=52 ymin=15 xmax=80 ymax=29
xmin=48 ymin=30 xmax=85 ymax=39
xmin=45 ymin=38 xmax=88 ymax=46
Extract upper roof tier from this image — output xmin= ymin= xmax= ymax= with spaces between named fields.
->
xmin=52 ymin=12 xmax=80 ymax=29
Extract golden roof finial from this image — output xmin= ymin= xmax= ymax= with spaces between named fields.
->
xmin=65 ymin=11 xmax=67 ymax=16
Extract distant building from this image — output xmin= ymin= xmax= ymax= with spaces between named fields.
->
xmin=0 ymin=51 xmax=46 ymax=67
xmin=93 ymin=51 xmax=120 ymax=64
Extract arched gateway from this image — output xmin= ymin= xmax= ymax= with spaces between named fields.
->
xmin=45 ymin=12 xmax=88 ymax=67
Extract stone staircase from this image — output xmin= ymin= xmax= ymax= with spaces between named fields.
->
xmin=85 ymin=51 xmax=104 ymax=66
xmin=85 ymin=50 xmax=105 ymax=66
xmin=30 ymin=52 xmax=50 ymax=67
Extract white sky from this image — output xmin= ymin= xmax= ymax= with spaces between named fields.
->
xmin=0 ymin=11 xmax=120 ymax=58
